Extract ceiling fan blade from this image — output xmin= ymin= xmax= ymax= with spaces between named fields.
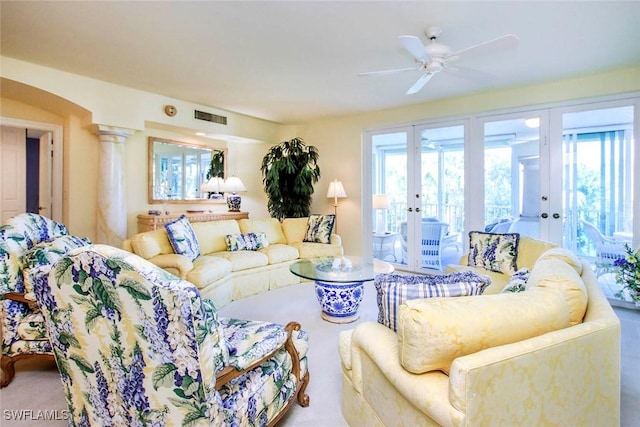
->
xmin=448 ymin=34 xmax=519 ymax=61
xmin=357 ymin=66 xmax=420 ymax=77
xmin=406 ymin=73 xmax=433 ymax=95
xmin=398 ymin=35 xmax=429 ymax=62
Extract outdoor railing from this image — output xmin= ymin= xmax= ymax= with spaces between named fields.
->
xmin=384 ymin=202 xmax=511 ymax=234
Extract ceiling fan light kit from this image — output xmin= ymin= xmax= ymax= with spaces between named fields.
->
xmin=359 ymin=27 xmax=519 ymax=95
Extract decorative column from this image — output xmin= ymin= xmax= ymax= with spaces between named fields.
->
xmin=95 ymin=125 xmax=134 ymax=247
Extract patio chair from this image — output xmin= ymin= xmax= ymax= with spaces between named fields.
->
xmin=581 ymin=220 xmax=627 ymax=276
xmin=487 ymin=218 xmax=514 ymax=233
xmin=33 ymin=244 xmax=310 ymax=426
xmin=400 ymin=220 xmax=452 ymax=271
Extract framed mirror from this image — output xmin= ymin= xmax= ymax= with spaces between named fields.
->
xmin=148 ymin=137 xmax=227 ymax=204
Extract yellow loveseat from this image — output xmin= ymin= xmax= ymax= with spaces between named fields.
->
xmin=122 ymin=217 xmax=342 ymax=308
xmin=339 ymin=248 xmax=621 ymax=426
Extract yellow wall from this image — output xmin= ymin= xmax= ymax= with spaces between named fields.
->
xmin=2 ymin=58 xmax=640 ymax=255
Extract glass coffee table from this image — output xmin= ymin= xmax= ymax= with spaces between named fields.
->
xmin=289 ymin=256 xmax=393 ymax=323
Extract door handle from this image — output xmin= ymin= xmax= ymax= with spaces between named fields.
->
xmin=541 ymin=213 xmax=548 ymax=219
xmin=415 ymin=207 xmax=421 ymax=212
xmin=552 ymin=213 xmax=560 ymax=219
xmin=408 ymin=207 xmax=413 ymax=212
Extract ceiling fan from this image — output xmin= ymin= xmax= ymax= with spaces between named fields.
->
xmin=359 ymin=27 xmax=519 ymax=95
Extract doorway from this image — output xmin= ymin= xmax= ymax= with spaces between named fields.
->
xmin=368 ymin=120 xmax=466 ymax=272
xmin=0 ymin=118 xmax=63 ymax=223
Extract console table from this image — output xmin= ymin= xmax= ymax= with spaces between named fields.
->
xmin=137 ymin=211 xmax=249 ymax=232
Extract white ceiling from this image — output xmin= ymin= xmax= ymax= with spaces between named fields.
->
xmin=1 ymin=1 xmax=639 ymax=124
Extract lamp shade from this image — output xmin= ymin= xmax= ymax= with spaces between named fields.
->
xmin=326 ymin=180 xmax=347 ymax=199
xmin=372 ymin=194 xmax=390 ymax=209
xmin=200 ymin=177 xmax=223 ymax=193
xmin=221 ymin=176 xmax=247 ymax=194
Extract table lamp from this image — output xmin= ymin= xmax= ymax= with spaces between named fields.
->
xmin=372 ymin=194 xmax=390 ymax=234
xmin=221 ymin=176 xmax=246 ymax=212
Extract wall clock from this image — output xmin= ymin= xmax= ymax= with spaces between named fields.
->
xmin=164 ymin=105 xmax=177 ymax=117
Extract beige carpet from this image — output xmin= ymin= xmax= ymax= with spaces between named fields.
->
xmin=1 ymin=280 xmax=638 ymax=426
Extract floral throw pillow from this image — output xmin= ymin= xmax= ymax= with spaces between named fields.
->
xmin=501 ymin=267 xmax=530 ymax=293
xmin=303 ymin=214 xmax=336 ymax=244
xmin=225 ymin=232 xmax=269 ymax=251
xmin=468 ymin=231 xmax=520 ymax=274
xmin=165 ymin=215 xmax=200 ymax=260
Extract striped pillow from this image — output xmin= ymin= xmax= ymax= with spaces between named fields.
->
xmin=375 ymin=271 xmax=491 ymax=331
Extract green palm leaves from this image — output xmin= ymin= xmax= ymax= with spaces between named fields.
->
xmin=261 ymin=137 xmax=321 ymax=220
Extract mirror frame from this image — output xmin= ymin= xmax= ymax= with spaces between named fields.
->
xmin=148 ymin=137 xmax=227 ymax=204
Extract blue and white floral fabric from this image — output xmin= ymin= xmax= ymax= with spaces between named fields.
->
xmin=502 ymin=267 xmax=531 ymax=293
xmin=225 ymin=232 xmax=269 ymax=251
xmin=0 ymin=213 xmax=69 ymax=294
xmin=165 ymin=215 xmax=201 ymax=260
xmin=467 ymin=231 xmax=520 ymax=274
xmin=303 ymin=214 xmax=335 ymax=244
xmin=34 ymin=244 xmax=309 ymax=426
xmin=1 ymin=213 xmax=89 ymax=369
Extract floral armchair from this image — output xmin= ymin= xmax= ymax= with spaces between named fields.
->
xmin=0 ymin=213 xmax=90 ymax=387
xmin=33 ymin=244 xmax=310 ymax=426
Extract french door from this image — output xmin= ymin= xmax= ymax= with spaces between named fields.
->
xmin=478 ymin=102 xmax=635 ymax=249
xmin=369 ymin=120 xmax=466 ymax=272
xmin=478 ymin=110 xmax=552 ymax=241
xmin=558 ymin=102 xmax=635 ymax=257
xmin=366 ymin=95 xmax=638 ymax=271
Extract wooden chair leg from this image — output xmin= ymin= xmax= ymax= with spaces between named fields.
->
xmin=0 ymin=353 xmax=56 ymax=388
xmin=297 ymin=370 xmax=310 ymax=407
xmin=0 ymin=355 xmax=17 ymax=387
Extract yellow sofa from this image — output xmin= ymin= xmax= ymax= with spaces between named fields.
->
xmin=122 ymin=217 xmax=342 ymax=307
xmin=339 ymin=248 xmax=621 ymax=426
xmin=445 ymin=235 xmax=558 ymax=294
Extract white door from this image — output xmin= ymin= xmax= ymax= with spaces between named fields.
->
xmin=479 ymin=111 xmax=551 ymax=241
xmin=368 ymin=121 xmax=466 ymax=272
xmin=0 ymin=126 xmax=26 ymax=223
xmin=38 ymin=132 xmax=53 ymax=217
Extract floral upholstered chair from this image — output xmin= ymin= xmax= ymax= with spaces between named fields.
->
xmin=0 ymin=213 xmax=90 ymax=387
xmin=33 ymin=244 xmax=310 ymax=426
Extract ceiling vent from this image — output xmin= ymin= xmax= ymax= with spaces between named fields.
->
xmin=194 ymin=110 xmax=227 ymax=125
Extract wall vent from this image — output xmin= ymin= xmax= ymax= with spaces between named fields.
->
xmin=194 ymin=110 xmax=227 ymax=125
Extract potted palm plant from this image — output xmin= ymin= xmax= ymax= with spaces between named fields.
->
xmin=261 ymin=137 xmax=321 ymax=220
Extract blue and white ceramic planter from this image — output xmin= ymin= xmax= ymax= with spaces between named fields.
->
xmin=314 ymin=280 xmax=364 ymax=323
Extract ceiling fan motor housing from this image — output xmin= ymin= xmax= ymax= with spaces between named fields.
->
xmin=425 ymin=42 xmax=451 ymax=58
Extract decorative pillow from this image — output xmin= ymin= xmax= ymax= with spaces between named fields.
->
xmin=398 ymin=287 xmax=571 ymax=374
xmin=467 ymin=231 xmax=520 ymax=274
xmin=527 ymin=257 xmax=588 ymax=325
xmin=303 ymin=214 xmax=336 ymax=244
xmin=225 ymin=232 xmax=269 ymax=251
xmin=375 ymin=271 xmax=491 ymax=331
xmin=536 ymin=248 xmax=583 ymax=275
xmin=501 ymin=267 xmax=530 ymax=293
xmin=164 ymin=215 xmax=200 ymax=260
